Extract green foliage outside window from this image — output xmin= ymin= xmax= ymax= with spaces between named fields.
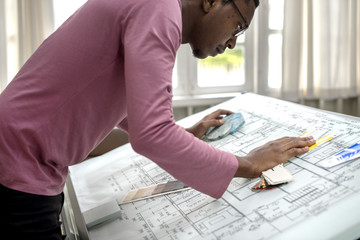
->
xmin=199 ymin=47 xmax=243 ymax=72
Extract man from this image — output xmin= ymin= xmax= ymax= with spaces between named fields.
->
xmin=0 ymin=0 xmax=315 ymax=239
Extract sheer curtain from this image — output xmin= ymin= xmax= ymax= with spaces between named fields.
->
xmin=0 ymin=0 xmax=54 ymax=92
xmin=0 ymin=1 xmax=7 ymax=91
xmin=282 ymin=0 xmax=360 ymax=115
xmin=17 ymin=0 xmax=54 ymax=67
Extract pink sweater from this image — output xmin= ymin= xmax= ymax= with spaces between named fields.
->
xmin=0 ymin=0 xmax=238 ymax=198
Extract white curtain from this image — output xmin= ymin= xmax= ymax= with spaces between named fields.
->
xmin=282 ymin=0 xmax=360 ymax=114
xmin=0 ymin=1 xmax=7 ymax=91
xmin=0 ymin=0 xmax=54 ymax=92
xmin=17 ymin=0 xmax=54 ymax=67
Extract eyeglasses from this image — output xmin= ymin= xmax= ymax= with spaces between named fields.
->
xmin=229 ymin=0 xmax=249 ymax=37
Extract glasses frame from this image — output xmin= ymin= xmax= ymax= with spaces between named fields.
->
xmin=229 ymin=0 xmax=249 ymax=37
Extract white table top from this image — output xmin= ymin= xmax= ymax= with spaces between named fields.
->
xmin=69 ymin=93 xmax=360 ymax=240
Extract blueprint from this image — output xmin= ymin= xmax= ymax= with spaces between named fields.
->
xmin=69 ymin=93 xmax=360 ymax=240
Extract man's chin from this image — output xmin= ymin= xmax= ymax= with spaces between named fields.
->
xmin=192 ymin=49 xmax=208 ymax=59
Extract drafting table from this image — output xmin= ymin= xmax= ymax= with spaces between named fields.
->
xmin=63 ymin=92 xmax=360 ymax=240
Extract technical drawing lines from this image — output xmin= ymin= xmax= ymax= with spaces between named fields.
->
xmin=283 ymin=185 xmax=320 ymax=204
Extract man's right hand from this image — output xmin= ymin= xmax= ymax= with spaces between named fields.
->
xmin=234 ymin=136 xmax=316 ymax=178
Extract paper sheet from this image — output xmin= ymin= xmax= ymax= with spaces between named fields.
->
xmin=69 ymin=93 xmax=360 ymax=240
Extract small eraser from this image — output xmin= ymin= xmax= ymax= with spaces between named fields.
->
xmin=262 ymin=164 xmax=293 ymax=185
xmin=83 ymin=200 xmax=122 ymax=229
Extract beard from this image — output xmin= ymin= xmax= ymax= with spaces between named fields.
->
xmin=192 ymin=48 xmax=207 ymax=59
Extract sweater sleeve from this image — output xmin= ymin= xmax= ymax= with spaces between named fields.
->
xmin=123 ymin=0 xmax=238 ymax=198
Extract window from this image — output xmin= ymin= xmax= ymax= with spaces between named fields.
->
xmin=173 ymin=0 xmax=285 ymax=97
xmin=198 ymin=35 xmax=246 ymax=88
xmin=266 ymin=0 xmax=284 ymax=89
xmin=51 ymin=0 xmax=284 ymax=99
xmin=53 ymin=0 xmax=86 ymax=29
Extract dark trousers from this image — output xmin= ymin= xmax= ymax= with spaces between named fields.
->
xmin=0 ymin=184 xmax=64 ymax=240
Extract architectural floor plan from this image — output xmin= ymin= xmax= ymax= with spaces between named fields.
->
xmin=69 ymin=93 xmax=360 ymax=240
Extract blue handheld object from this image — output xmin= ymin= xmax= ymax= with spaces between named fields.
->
xmin=205 ymin=119 xmax=232 ymax=141
xmin=224 ymin=112 xmax=245 ymax=134
xmin=205 ymin=112 xmax=245 ymax=141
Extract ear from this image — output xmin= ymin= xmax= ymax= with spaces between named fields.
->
xmin=202 ymin=0 xmax=216 ymax=13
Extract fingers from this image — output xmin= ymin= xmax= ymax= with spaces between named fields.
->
xmin=282 ymin=136 xmax=316 ymax=158
xmin=204 ymin=109 xmax=233 ymax=120
xmin=187 ymin=109 xmax=234 ymax=139
xmin=285 ymin=147 xmax=310 ymax=157
xmin=262 ymin=136 xmax=316 ymax=163
xmin=243 ymin=136 xmax=317 ymax=176
xmin=202 ymin=118 xmax=225 ymax=129
xmin=283 ymin=136 xmax=316 ymax=149
xmin=270 ymin=136 xmax=315 ymax=148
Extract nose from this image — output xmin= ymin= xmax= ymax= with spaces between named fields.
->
xmin=226 ymin=36 xmax=237 ymax=49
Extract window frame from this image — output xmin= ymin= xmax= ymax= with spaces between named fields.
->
xmin=173 ymin=35 xmax=255 ymax=97
xmin=256 ymin=0 xmax=284 ymax=98
xmin=173 ymin=0 xmax=284 ymax=98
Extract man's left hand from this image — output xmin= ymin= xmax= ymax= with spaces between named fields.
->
xmin=186 ymin=109 xmax=233 ymax=138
